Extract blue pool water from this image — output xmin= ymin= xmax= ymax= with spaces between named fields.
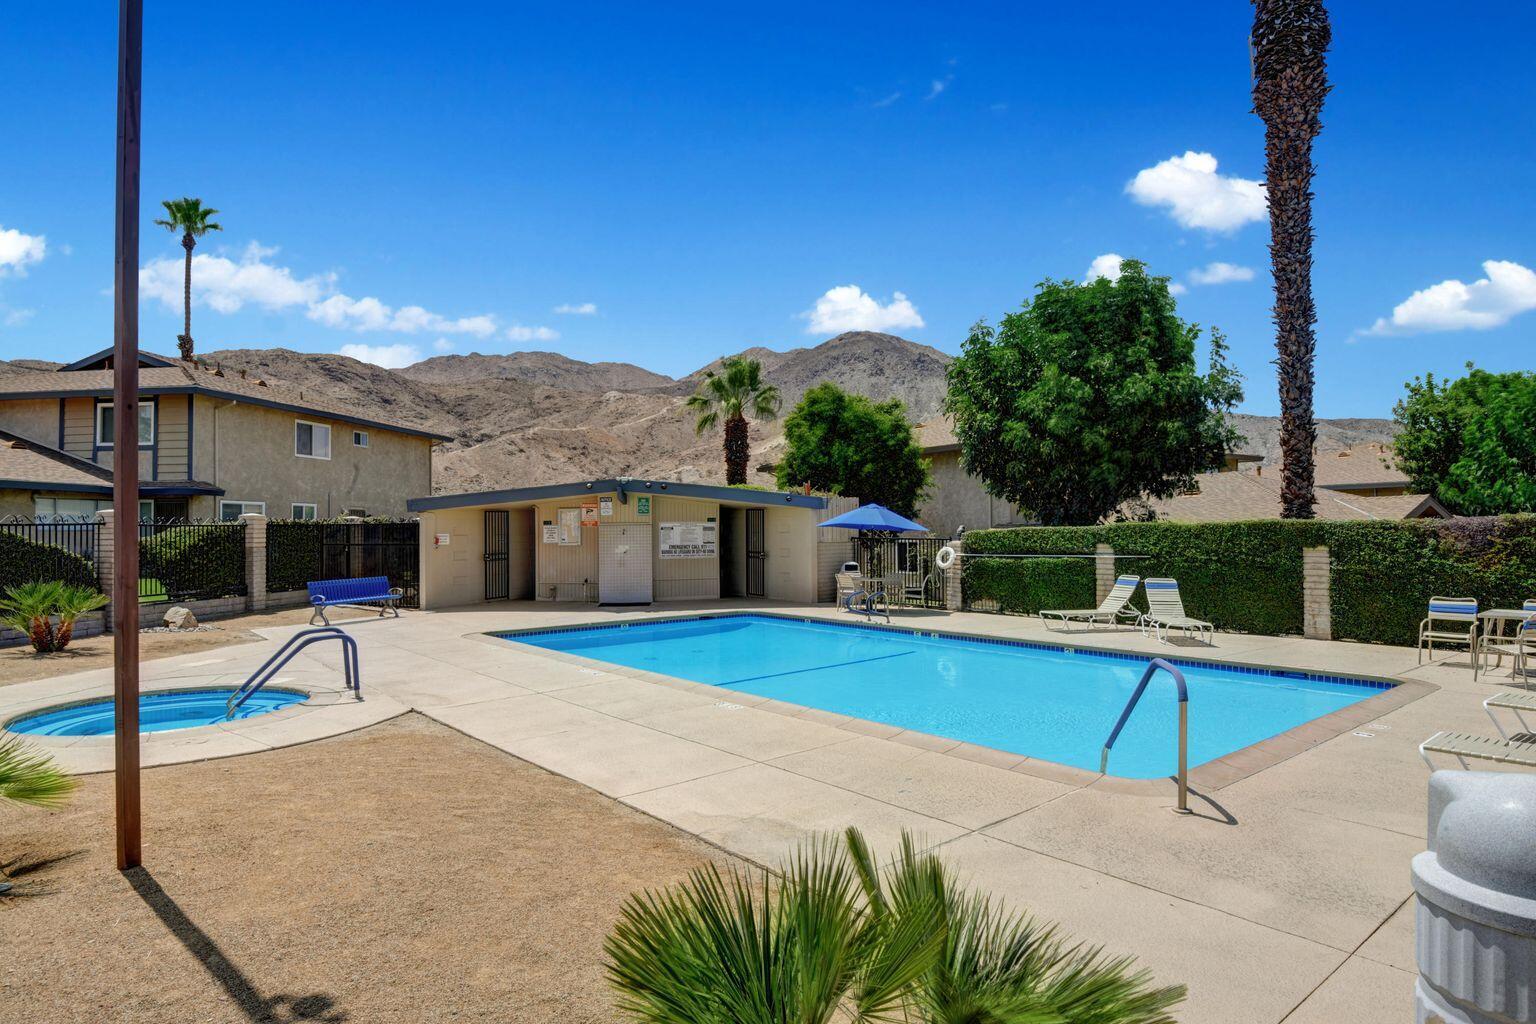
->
xmin=6 ymin=688 xmax=306 ymax=737
xmin=504 ymin=615 xmax=1387 ymax=779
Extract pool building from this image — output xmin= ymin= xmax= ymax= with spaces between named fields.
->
xmin=408 ymin=478 xmax=855 ymax=608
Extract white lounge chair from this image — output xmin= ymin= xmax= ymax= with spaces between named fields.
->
xmin=1418 ymin=597 xmax=1478 ymax=666
xmin=1139 ymin=578 xmax=1214 ymax=645
xmin=1420 ymin=730 xmax=1536 ymax=771
xmin=1040 ymin=575 xmax=1141 ymax=631
xmin=1486 ymin=691 xmax=1536 ymax=740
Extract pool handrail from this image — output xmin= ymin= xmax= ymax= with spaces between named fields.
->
xmin=1100 ymin=657 xmax=1190 ymax=812
xmin=225 ymin=626 xmax=361 ymax=719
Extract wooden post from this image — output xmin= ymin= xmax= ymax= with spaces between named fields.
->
xmin=113 ymin=0 xmax=143 ymax=871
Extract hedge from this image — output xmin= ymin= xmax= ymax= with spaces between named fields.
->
xmin=139 ymin=524 xmax=246 ymax=602
xmin=266 ymin=519 xmax=324 ymax=592
xmin=962 ymin=515 xmax=1536 ymax=647
xmin=0 ymin=531 xmax=98 ymax=595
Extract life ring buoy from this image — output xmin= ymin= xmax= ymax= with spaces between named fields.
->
xmin=935 ymin=545 xmax=957 ymax=569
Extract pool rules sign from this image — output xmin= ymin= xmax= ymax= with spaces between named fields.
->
xmin=658 ymin=521 xmax=717 ymax=559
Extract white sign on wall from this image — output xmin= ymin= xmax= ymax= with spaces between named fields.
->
xmin=658 ymin=521 xmax=717 ymax=559
xmin=599 ymin=496 xmax=614 ymax=516
xmin=541 ymin=522 xmax=559 ymax=544
xmin=557 ymin=508 xmax=583 ymax=545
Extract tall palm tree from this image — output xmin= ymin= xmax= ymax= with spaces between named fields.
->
xmin=1251 ymin=0 xmax=1330 ymax=519
xmin=154 ymin=197 xmax=222 ymax=360
xmin=686 ymin=356 xmax=781 ymax=485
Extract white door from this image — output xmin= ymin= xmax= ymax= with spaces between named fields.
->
xmin=598 ymin=523 xmax=653 ymax=604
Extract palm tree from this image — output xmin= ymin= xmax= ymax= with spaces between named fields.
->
xmin=606 ymin=828 xmax=1185 ymax=1024
xmin=0 ymin=582 xmax=108 ymax=653
xmin=1251 ymin=0 xmax=1331 ymax=519
xmin=154 ymin=197 xmax=222 ymax=360
xmin=686 ymin=356 xmax=781 ymax=485
xmin=0 ymin=736 xmax=77 ymax=809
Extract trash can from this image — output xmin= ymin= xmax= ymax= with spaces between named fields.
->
xmin=1413 ymin=771 xmax=1536 ymax=1023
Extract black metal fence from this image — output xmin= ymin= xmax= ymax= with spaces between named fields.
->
xmin=851 ymin=535 xmax=951 ymax=608
xmin=0 ymin=517 xmax=101 ymax=592
xmin=138 ymin=519 xmax=247 ymax=604
xmin=267 ymin=519 xmax=420 ymax=608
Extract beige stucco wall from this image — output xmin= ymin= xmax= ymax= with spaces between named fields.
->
xmin=918 ymin=450 xmax=1027 ymax=537
xmin=0 ymin=398 xmax=58 ymax=446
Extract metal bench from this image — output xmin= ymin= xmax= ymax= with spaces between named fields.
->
xmin=307 ymin=575 xmax=403 ymax=625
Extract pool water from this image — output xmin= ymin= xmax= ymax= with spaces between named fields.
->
xmin=6 ymin=688 xmax=306 ymax=737
xmin=505 ymin=615 xmax=1387 ymax=779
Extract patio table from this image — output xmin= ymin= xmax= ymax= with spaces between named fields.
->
xmin=1478 ymin=608 xmax=1536 ymax=678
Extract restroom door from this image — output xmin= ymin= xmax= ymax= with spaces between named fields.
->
xmin=598 ymin=522 xmax=653 ymax=604
xmin=483 ymin=510 xmax=510 ymax=601
xmin=745 ymin=508 xmax=766 ymax=598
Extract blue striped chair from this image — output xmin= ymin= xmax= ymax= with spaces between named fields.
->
xmin=1418 ymin=597 xmax=1478 ymax=666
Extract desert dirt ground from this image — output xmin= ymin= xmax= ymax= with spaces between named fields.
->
xmin=0 ymin=714 xmax=740 ymax=1024
xmin=0 ymin=606 xmax=391 ymax=688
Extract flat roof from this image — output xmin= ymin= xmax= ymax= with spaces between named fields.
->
xmin=408 ymin=478 xmax=828 ymax=512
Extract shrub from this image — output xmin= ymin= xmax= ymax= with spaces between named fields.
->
xmin=266 ymin=519 xmax=324 ymax=592
xmin=0 ymin=581 xmax=108 ymax=653
xmin=139 ymin=524 xmax=246 ymax=602
xmin=0 ymin=531 xmax=96 ymax=595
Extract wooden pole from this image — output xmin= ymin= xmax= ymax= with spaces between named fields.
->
xmin=113 ymin=0 xmax=143 ymax=871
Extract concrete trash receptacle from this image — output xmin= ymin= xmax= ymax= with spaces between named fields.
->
xmin=1413 ymin=771 xmax=1536 ymax=1023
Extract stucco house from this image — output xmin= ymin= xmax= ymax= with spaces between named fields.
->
xmin=0 ymin=348 xmax=448 ymax=521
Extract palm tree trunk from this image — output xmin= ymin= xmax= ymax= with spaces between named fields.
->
xmin=723 ymin=415 xmax=750 ymax=485
xmin=179 ymin=232 xmax=195 ymax=360
xmin=1252 ymin=0 xmax=1330 ymax=519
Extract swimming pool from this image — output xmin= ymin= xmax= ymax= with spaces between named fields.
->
xmin=502 ymin=614 xmax=1389 ymax=779
xmin=6 ymin=688 xmax=307 ymax=737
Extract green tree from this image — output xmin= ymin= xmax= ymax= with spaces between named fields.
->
xmin=1394 ymin=367 xmax=1536 ymax=515
xmin=1251 ymin=0 xmax=1332 ymax=520
xmin=154 ymin=197 xmax=222 ymax=360
xmin=606 ymin=827 xmax=1184 ymax=1024
xmin=944 ymin=261 xmax=1244 ymax=526
xmin=686 ymin=356 xmax=782 ymax=485
xmin=774 ymin=383 xmax=930 ymax=516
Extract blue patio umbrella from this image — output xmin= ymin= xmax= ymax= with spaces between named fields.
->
xmin=819 ymin=503 xmax=927 ymax=577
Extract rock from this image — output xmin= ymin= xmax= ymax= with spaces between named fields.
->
xmin=163 ymin=606 xmax=198 ymax=630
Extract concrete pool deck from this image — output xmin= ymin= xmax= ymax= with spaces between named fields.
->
xmin=6 ymin=598 xmax=1524 ymax=1023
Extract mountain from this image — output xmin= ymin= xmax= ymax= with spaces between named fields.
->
xmin=0 ymin=358 xmax=62 ymax=375
xmin=400 ymin=350 xmax=674 ymax=391
xmin=1227 ymin=413 xmax=1400 ymax=467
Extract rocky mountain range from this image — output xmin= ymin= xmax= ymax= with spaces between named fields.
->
xmin=2 ymin=332 xmax=1398 ymax=492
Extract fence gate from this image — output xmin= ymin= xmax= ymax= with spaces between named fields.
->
xmin=483 ymin=510 xmax=510 ymax=601
xmin=746 ymin=509 xmax=766 ymax=598
xmin=318 ymin=520 xmax=420 ymax=608
xmin=854 ymin=536 xmax=949 ymax=608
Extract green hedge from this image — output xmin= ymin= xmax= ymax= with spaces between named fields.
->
xmin=0 ymin=531 xmax=97 ymax=594
xmin=139 ymin=525 xmax=246 ymax=602
xmin=266 ymin=519 xmax=323 ymax=592
xmin=962 ymin=515 xmax=1536 ymax=646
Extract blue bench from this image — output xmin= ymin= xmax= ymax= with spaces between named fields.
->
xmin=307 ymin=576 xmax=403 ymax=625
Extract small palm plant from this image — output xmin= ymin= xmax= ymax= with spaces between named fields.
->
xmin=686 ymin=356 xmax=781 ymax=485
xmin=0 ymin=736 xmax=79 ymax=896
xmin=154 ymin=196 xmax=222 ymax=360
xmin=0 ymin=582 xmax=108 ymax=653
xmin=606 ymin=828 xmax=1184 ymax=1024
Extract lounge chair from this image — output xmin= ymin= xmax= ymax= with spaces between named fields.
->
xmin=1040 ymin=575 xmax=1141 ymax=631
xmin=1139 ymin=578 xmax=1214 ymax=645
xmin=1485 ymin=691 xmax=1536 ymax=740
xmin=1418 ymin=597 xmax=1477 ymax=666
xmin=1420 ymin=730 xmax=1536 ymax=771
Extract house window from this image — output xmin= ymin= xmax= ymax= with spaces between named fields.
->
xmin=95 ymin=400 xmax=155 ymax=447
xmin=295 ymin=420 xmax=331 ymax=460
xmin=33 ymin=497 xmax=109 ymax=522
xmin=219 ymin=500 xmax=266 ymax=521
xmin=341 ymin=507 xmax=367 ymax=517
xmin=353 ymin=430 xmax=369 ymax=448
xmin=291 ymin=503 xmax=318 ymax=520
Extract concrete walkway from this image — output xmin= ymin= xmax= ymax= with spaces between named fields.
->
xmin=7 ymin=599 xmax=1520 ymax=1023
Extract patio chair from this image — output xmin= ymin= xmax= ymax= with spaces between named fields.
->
xmin=835 ymin=569 xmax=889 ymax=622
xmin=1418 ymin=597 xmax=1478 ymax=666
xmin=834 ymin=569 xmax=863 ymax=612
xmin=1420 ymin=730 xmax=1536 ymax=771
xmin=1139 ymin=578 xmax=1214 ymax=645
xmin=1485 ymin=691 xmax=1536 ymax=740
xmin=1476 ymin=610 xmax=1536 ymax=682
xmin=1040 ymin=575 xmax=1141 ymax=631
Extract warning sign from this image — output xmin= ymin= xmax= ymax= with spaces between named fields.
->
xmin=658 ymin=521 xmax=717 ymax=559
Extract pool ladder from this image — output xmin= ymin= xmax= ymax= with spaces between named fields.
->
xmin=1100 ymin=657 xmax=1190 ymax=813
xmin=225 ymin=626 xmax=362 ymax=720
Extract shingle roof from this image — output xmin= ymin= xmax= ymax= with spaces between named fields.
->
xmin=914 ymin=416 xmax=959 ymax=453
xmin=1136 ymin=467 xmax=1444 ymax=522
xmin=1310 ymin=443 xmax=1410 ymax=489
xmin=0 ymin=427 xmax=111 ymax=493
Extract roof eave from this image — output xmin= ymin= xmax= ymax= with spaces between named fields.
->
xmin=408 ymin=478 xmax=828 ymax=512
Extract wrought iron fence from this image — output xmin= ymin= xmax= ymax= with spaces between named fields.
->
xmin=138 ymin=518 xmax=247 ymax=604
xmin=851 ymin=535 xmax=950 ymax=608
xmin=267 ymin=519 xmax=419 ymax=608
xmin=0 ymin=517 xmax=101 ymax=591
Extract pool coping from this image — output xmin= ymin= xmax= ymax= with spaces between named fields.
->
xmin=482 ymin=610 xmax=1436 ymax=798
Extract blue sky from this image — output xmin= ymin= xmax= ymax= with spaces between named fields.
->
xmin=1 ymin=2 xmax=1532 ymax=417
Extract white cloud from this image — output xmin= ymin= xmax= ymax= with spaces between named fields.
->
xmin=141 ymin=241 xmax=330 ymax=313
xmin=1126 ymin=151 xmax=1266 ymax=233
xmin=1084 ymin=253 xmax=1125 ymax=282
xmin=433 ymin=337 xmax=454 ymax=352
xmin=802 ymin=285 xmax=924 ymax=335
xmin=2 ymin=306 xmax=35 ymax=327
xmin=553 ymin=302 xmax=598 ymax=315
xmin=925 ymin=76 xmax=951 ymax=100
xmin=1365 ymin=260 xmax=1536 ymax=336
xmin=1168 ymin=282 xmax=1188 ymax=296
xmin=0 ymin=226 xmax=47 ymax=276
xmin=1187 ymin=261 xmax=1256 ymax=286
xmin=337 ymin=342 xmax=423 ymax=369
xmin=872 ymin=91 xmax=902 ymax=108
xmin=305 ymin=293 xmax=497 ymax=337
xmin=505 ymin=324 xmax=559 ymax=342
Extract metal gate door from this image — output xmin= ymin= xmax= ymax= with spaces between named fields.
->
xmin=746 ymin=508 xmax=766 ymax=598
xmin=598 ymin=522 xmax=653 ymax=604
xmin=484 ymin=510 xmax=510 ymax=600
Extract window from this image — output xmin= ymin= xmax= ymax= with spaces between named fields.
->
xmin=291 ymin=503 xmax=318 ymax=520
xmin=219 ymin=500 xmax=266 ymax=521
xmin=352 ymin=430 xmax=369 ymax=448
xmin=139 ymin=499 xmax=155 ymax=522
xmin=95 ymin=400 xmax=155 ymax=447
xmin=33 ymin=497 xmax=108 ymax=522
xmin=341 ymin=507 xmax=367 ymax=517
xmin=295 ymin=420 xmax=331 ymax=459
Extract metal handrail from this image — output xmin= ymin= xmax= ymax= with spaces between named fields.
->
xmin=225 ymin=626 xmax=362 ymax=719
xmin=1100 ymin=657 xmax=1190 ymax=812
